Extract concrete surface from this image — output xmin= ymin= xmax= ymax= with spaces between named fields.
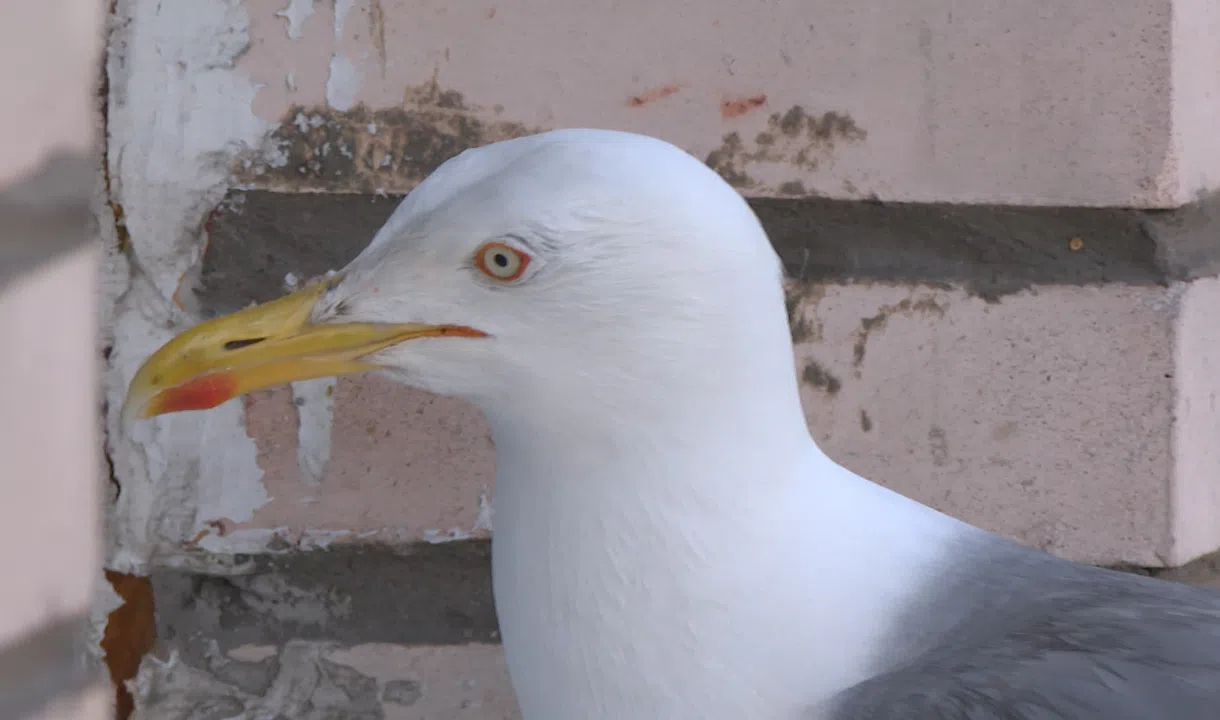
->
xmin=94 ymin=0 xmax=1220 ymax=718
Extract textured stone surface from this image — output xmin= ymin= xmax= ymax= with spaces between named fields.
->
xmin=151 ymin=545 xmax=497 ymax=651
xmin=131 ymin=643 xmax=518 ymax=720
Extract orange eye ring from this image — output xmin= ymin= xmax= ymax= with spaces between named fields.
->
xmin=475 ymin=242 xmax=530 ymax=282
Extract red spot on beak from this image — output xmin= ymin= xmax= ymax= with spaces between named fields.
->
xmin=154 ymin=373 xmax=239 ymax=413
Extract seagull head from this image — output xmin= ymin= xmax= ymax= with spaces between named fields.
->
xmin=123 ymin=129 xmax=797 ymax=428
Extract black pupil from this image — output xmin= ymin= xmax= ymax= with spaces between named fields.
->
xmin=493 ymin=252 xmax=510 ymax=268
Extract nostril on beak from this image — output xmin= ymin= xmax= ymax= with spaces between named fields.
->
xmin=223 ymin=338 xmax=266 ymax=351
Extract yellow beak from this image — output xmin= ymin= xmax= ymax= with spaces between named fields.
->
xmin=122 ymin=279 xmax=485 ymax=421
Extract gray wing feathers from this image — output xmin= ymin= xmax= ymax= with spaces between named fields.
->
xmin=826 ymin=537 xmax=1220 ymax=719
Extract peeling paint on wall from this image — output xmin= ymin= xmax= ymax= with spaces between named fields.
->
xmin=326 ymin=53 xmax=363 ymax=112
xmin=103 ymin=0 xmax=278 ymax=574
xmin=333 ymin=0 xmax=355 ymax=39
xmin=326 ymin=0 xmax=362 ymax=111
xmin=275 ymin=0 xmax=315 ymax=40
xmin=292 ymin=378 xmax=337 ymax=485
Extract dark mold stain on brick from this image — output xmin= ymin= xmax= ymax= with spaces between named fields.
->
xmin=778 ymin=107 xmax=866 ymax=144
xmin=704 ymin=105 xmax=867 ymax=191
xmin=852 ymin=296 xmax=945 ymax=368
xmin=627 ymin=84 xmax=682 ymax=108
xmin=705 ymin=132 xmax=755 ymax=188
xmin=859 ymin=409 xmax=873 ymax=432
xmin=853 ymin=314 xmax=884 ymax=366
xmin=720 ymin=94 xmax=767 ymax=119
xmin=802 ymin=360 xmax=842 ymax=395
xmin=235 ymin=80 xmax=536 ymax=194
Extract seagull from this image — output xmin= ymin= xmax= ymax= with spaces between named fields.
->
xmin=124 ymin=129 xmax=1220 ymax=719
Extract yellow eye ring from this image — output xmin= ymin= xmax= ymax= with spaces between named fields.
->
xmin=475 ymin=242 xmax=530 ymax=282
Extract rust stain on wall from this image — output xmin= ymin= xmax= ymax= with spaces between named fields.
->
xmin=720 ymin=94 xmax=767 ymax=119
xmin=627 ymin=84 xmax=681 ymax=107
xmin=236 ymin=79 xmax=538 ymax=194
xmin=101 ymin=571 xmax=157 ymax=720
xmin=705 ymin=105 xmax=867 ymax=191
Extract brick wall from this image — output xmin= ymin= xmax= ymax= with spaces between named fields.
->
xmin=94 ymin=0 xmax=1220 ymax=718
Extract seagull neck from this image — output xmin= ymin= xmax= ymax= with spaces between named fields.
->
xmin=484 ymin=344 xmax=815 ymax=497
xmin=477 ymin=360 xmax=963 ymax=717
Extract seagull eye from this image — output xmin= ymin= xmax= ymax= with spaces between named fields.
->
xmin=475 ymin=242 xmax=530 ymax=282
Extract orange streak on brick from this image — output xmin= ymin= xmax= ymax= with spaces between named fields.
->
xmin=102 ymin=571 xmax=157 ymax=720
xmin=627 ymin=84 xmax=681 ymax=107
xmin=720 ymin=94 xmax=768 ymax=119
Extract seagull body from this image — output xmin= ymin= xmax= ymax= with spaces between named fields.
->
xmin=125 ymin=129 xmax=1220 ymax=718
